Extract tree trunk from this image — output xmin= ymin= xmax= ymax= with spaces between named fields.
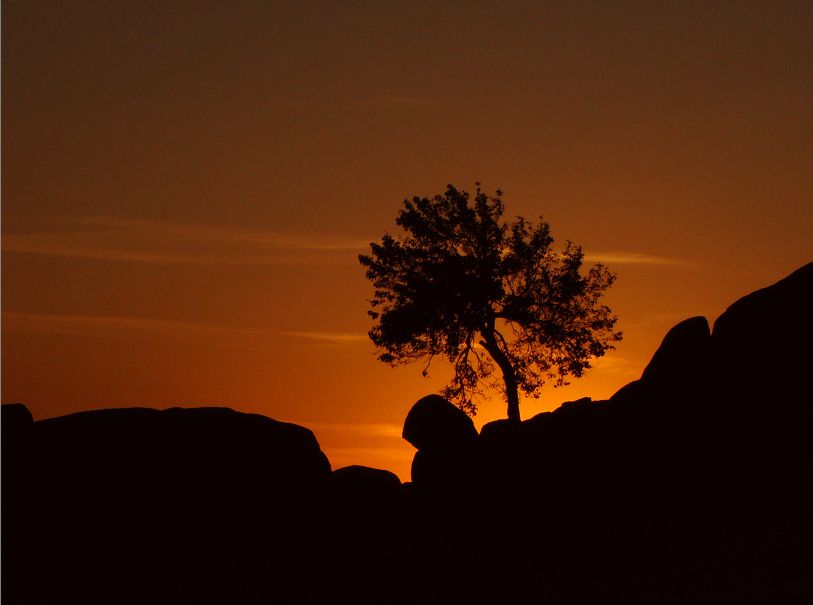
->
xmin=505 ymin=381 xmax=521 ymax=424
xmin=480 ymin=330 xmax=522 ymax=424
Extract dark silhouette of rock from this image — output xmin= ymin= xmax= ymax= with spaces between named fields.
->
xmin=403 ymin=395 xmax=480 ymax=495
xmin=478 ymin=417 xmax=513 ymax=442
xmin=2 ymin=402 xmax=34 ymax=432
xmin=411 ymin=263 xmax=813 ymax=526
xmin=2 ymin=402 xmax=36 ymax=598
xmin=327 ymin=465 xmax=404 ymax=539
xmin=708 ymin=262 xmax=813 ymax=495
xmin=713 ymin=262 xmax=812 ymax=400
xmin=2 ymin=404 xmax=35 ymax=502
xmin=477 ymin=398 xmax=634 ymax=516
xmin=6 ymin=262 xmax=813 ymax=605
xmin=640 ymin=315 xmax=711 ymax=386
xmin=332 ymin=464 xmax=401 ymax=494
xmin=608 ymin=377 xmax=646 ymax=402
xmin=409 ymin=447 xmax=465 ymax=489
xmin=402 ymin=394 xmax=478 ymax=452
xmin=553 ymin=395 xmax=593 ymax=413
xmin=713 ymin=262 xmax=813 ymax=342
xmin=610 ymin=316 xmax=712 ymax=407
xmin=25 ymin=406 xmax=331 ymax=525
xmin=2 ymin=402 xmax=34 ymax=458
xmin=3 ymin=405 xmax=332 ymax=605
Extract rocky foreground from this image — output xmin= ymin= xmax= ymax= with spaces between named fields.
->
xmin=3 ymin=263 xmax=813 ymax=604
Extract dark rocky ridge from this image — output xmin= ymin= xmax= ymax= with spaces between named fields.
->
xmin=3 ymin=262 xmax=812 ymax=603
xmin=3 ymin=406 xmax=334 ymax=604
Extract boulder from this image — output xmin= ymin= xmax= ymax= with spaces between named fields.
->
xmin=478 ymin=418 xmax=517 ymax=444
xmin=410 ymin=448 xmax=460 ymax=489
xmin=7 ymin=406 xmax=333 ymax=569
xmin=609 ymin=316 xmax=711 ymax=406
xmin=712 ymin=262 xmax=813 ymax=398
xmin=402 ymin=394 xmax=477 ymax=452
xmin=640 ymin=316 xmax=711 ymax=387
xmin=476 ymin=391 xmax=706 ymax=518
xmin=548 ymin=396 xmax=594 ymax=417
xmin=710 ymin=262 xmax=813 ymax=466
xmin=2 ymin=402 xmax=34 ymax=431
xmin=328 ymin=465 xmax=403 ymax=536
xmin=3 ymin=405 xmax=336 ymax=605
xmin=713 ymin=262 xmax=813 ymax=343
xmin=28 ymin=406 xmax=331 ymax=505
xmin=2 ymin=403 xmax=34 ymax=449
xmin=403 ymin=395 xmax=479 ymax=492
xmin=332 ymin=465 xmax=401 ymax=495
xmin=2 ymin=403 xmax=35 ymax=559
xmin=476 ymin=418 xmax=528 ymax=504
xmin=609 ymin=379 xmax=646 ymax=403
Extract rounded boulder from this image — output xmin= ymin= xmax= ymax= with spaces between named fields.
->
xmin=402 ymin=394 xmax=477 ymax=453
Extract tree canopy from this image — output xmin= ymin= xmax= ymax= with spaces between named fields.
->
xmin=359 ymin=184 xmax=622 ymax=422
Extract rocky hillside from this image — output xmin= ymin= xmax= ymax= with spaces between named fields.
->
xmin=3 ymin=262 xmax=811 ymax=604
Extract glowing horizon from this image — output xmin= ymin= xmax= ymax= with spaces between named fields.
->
xmin=4 ymin=2 xmax=812 ymax=482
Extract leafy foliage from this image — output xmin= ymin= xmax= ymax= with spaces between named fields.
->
xmin=359 ymin=184 xmax=622 ymax=419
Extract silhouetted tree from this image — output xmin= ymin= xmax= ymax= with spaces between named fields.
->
xmin=359 ymin=184 xmax=622 ymax=422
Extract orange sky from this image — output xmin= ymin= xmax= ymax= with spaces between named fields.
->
xmin=3 ymin=1 xmax=812 ymax=480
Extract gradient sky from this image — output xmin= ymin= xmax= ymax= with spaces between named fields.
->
xmin=4 ymin=1 xmax=812 ymax=480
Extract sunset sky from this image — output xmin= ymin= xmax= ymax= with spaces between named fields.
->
xmin=4 ymin=1 xmax=812 ymax=480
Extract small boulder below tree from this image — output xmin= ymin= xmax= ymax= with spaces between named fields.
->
xmin=402 ymin=394 xmax=478 ymax=452
xmin=402 ymin=395 xmax=479 ymax=492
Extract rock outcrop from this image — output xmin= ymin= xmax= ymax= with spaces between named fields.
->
xmin=402 ymin=394 xmax=477 ymax=451
xmin=2 ymin=405 xmax=332 ymax=605
xmin=713 ymin=262 xmax=813 ymax=402
xmin=409 ymin=262 xmax=813 ymax=519
xmin=4 ymin=262 xmax=813 ymax=605
xmin=1 ymin=401 xmax=33 ymax=432
xmin=332 ymin=464 xmax=401 ymax=497
xmin=640 ymin=315 xmax=711 ymax=388
xmin=402 ymin=394 xmax=479 ymax=493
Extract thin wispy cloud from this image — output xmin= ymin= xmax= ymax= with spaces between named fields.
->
xmin=584 ymin=354 xmax=640 ymax=378
xmin=305 ymin=422 xmax=403 ymax=439
xmin=4 ymin=311 xmax=204 ymax=334
xmin=586 ymin=252 xmax=695 ymax=267
xmin=2 ymin=311 xmax=257 ymax=340
xmin=3 ymin=311 xmax=369 ymax=352
xmin=325 ymin=446 xmax=413 ymax=461
xmin=2 ymin=216 xmax=371 ymax=266
xmin=3 ymin=215 xmax=689 ymax=271
xmin=282 ymin=331 xmax=369 ymax=345
xmin=72 ymin=217 xmax=370 ymax=251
